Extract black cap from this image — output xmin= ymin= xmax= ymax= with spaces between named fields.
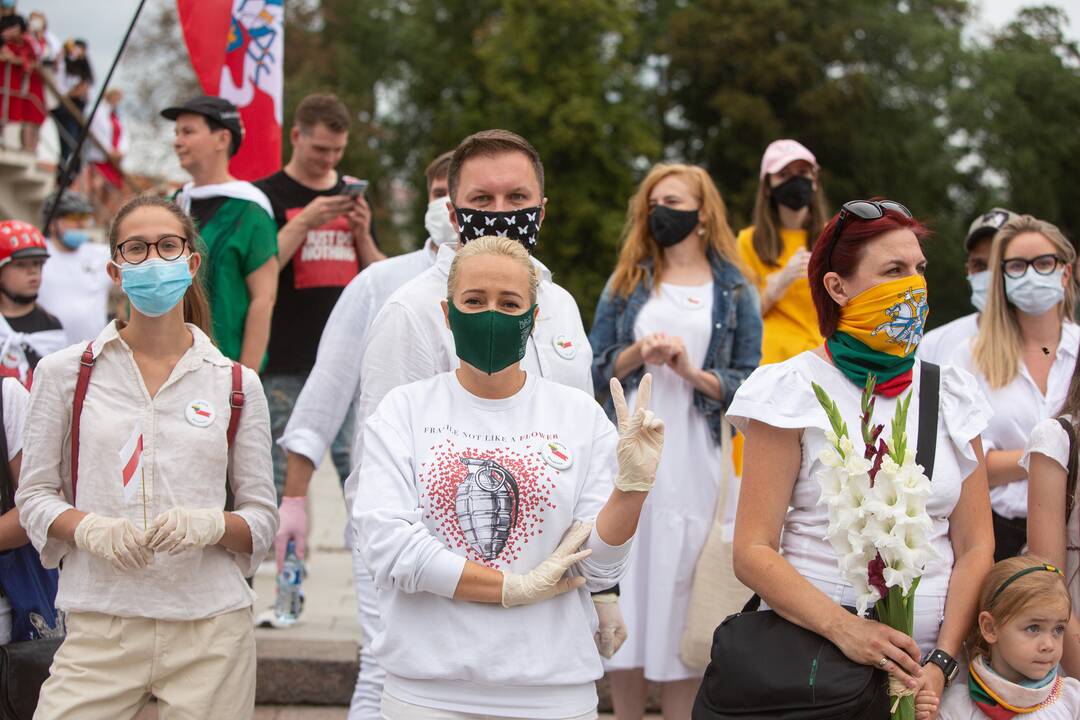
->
xmin=161 ymin=95 xmax=243 ymax=156
xmin=964 ymin=207 xmax=1019 ymax=251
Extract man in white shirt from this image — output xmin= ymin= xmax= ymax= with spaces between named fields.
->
xmin=275 ymin=151 xmax=455 ymax=559
xmin=37 ymin=190 xmax=114 ymax=345
xmin=342 ymin=129 xmax=606 ymax=720
xmin=918 ymin=207 xmax=1018 ymax=364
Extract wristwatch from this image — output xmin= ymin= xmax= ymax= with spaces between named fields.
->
xmin=922 ymin=648 xmax=959 ymax=686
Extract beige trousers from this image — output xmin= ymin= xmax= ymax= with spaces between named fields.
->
xmin=34 ymin=607 xmax=256 ymax=720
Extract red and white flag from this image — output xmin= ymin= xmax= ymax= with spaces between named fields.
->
xmin=119 ymin=423 xmax=143 ymax=504
xmin=176 ymin=0 xmax=284 ymax=180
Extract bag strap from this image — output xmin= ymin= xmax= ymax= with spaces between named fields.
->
xmin=0 ymin=378 xmax=10 ymax=514
xmin=70 ymin=342 xmax=95 ymax=506
xmin=226 ymin=361 xmax=244 ymax=448
xmin=916 ymin=361 xmax=940 ymax=482
xmin=1055 ymin=417 xmax=1078 ymax=522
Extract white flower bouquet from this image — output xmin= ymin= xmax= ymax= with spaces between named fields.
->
xmin=812 ymin=375 xmax=939 ymax=720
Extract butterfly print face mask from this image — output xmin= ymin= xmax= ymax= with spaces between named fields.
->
xmin=454 ymin=206 xmax=543 ymax=253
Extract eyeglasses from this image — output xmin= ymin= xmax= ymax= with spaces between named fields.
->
xmin=826 ymin=200 xmax=913 ymax=270
xmin=115 ymin=235 xmax=188 ymax=265
xmin=1001 ymin=253 xmax=1064 ymax=279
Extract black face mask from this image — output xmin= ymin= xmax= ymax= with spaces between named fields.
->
xmin=455 ymin=206 xmax=543 ymax=253
xmin=648 ymin=205 xmax=699 ymax=248
xmin=0 ymin=287 xmax=36 ymax=306
xmin=770 ymin=175 xmax=815 ymax=211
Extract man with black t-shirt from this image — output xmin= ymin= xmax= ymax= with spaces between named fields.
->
xmin=0 ymin=220 xmax=66 ymax=387
xmin=254 ymin=93 xmax=384 ymax=497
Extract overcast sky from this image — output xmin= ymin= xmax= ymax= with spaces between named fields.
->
xmin=24 ymin=0 xmax=1080 ymax=179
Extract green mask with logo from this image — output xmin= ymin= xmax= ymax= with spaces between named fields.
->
xmin=448 ymin=301 xmax=537 ymax=374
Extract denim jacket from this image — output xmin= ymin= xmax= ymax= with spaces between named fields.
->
xmin=588 ymin=249 xmax=763 ymax=445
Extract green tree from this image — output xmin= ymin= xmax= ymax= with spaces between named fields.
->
xmin=663 ymin=0 xmax=976 ymax=325
xmin=953 ymin=6 xmax=1080 ymax=244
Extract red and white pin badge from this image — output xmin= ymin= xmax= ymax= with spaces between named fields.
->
xmin=684 ymin=294 xmax=706 ymax=310
xmin=185 ymin=399 xmax=216 ymax=428
xmin=540 ymin=440 xmax=573 ymax=470
xmin=552 ymin=335 xmax=577 ymax=360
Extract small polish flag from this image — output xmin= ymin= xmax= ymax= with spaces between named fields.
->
xmin=119 ymin=423 xmax=143 ymax=503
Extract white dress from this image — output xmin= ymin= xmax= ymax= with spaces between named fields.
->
xmin=726 ymin=352 xmax=991 ymax=652
xmin=1020 ymin=416 xmax=1080 ymax=618
xmin=604 ymin=281 xmax=736 ymax=681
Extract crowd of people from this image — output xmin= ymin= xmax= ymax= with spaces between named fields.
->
xmin=0 ymin=81 xmax=1076 ymax=720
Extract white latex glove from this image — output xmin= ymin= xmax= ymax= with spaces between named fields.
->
xmin=275 ymin=496 xmax=308 ymax=572
xmin=611 ymin=373 xmax=665 ymax=492
xmin=74 ymin=513 xmax=153 ymax=570
xmin=592 ymin=592 xmax=628 ymax=659
xmin=502 ymin=521 xmax=593 ymax=608
xmin=145 ymin=507 xmax=226 ymax=555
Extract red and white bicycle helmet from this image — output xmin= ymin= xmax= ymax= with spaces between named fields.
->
xmin=0 ymin=220 xmax=49 ymax=269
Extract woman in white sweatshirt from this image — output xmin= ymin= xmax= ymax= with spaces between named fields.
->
xmin=15 ymin=195 xmax=278 ymax=719
xmin=354 ymin=236 xmax=665 ymax=720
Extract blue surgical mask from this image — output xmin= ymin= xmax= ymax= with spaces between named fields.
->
xmin=60 ymin=229 xmax=90 ymax=250
xmin=967 ymin=270 xmax=989 ymax=312
xmin=118 ymin=258 xmax=192 ymax=318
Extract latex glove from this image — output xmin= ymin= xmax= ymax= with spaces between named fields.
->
xmin=275 ymin=496 xmax=308 ymax=572
xmin=610 ymin=374 xmax=665 ymax=492
xmin=145 ymin=507 xmax=226 ymax=555
xmin=502 ymin=521 xmax=593 ymax=608
xmin=74 ymin=513 xmax=153 ymax=570
xmin=592 ymin=593 xmax=628 ymax=658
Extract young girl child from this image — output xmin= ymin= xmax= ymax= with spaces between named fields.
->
xmin=15 ymin=195 xmax=278 ymax=718
xmin=935 ymin=556 xmax=1080 ymax=719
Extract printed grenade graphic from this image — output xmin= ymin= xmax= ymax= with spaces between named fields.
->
xmin=456 ymin=457 xmax=520 ymax=561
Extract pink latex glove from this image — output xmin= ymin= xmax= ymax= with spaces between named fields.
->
xmin=275 ymin=496 xmax=308 ymax=572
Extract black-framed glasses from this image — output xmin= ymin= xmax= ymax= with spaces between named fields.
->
xmin=1001 ymin=253 xmax=1064 ymax=279
xmin=115 ymin=235 xmax=188 ymax=265
xmin=826 ymin=200 xmax=913 ymax=270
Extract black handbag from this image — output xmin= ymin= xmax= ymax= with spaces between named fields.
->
xmin=692 ymin=362 xmax=940 ymax=720
xmin=0 ymin=637 xmax=62 ymax=720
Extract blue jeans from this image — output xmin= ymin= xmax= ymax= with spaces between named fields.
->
xmin=264 ymin=373 xmax=356 ymax=499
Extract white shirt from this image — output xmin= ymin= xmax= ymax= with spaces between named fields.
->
xmin=354 ymin=371 xmax=627 ymax=718
xmin=939 ymin=660 xmax=1080 ymax=720
xmin=917 ymin=313 xmax=978 ymax=365
xmin=85 ymin=99 xmax=129 ymax=165
xmin=38 ymin=240 xmax=113 ymax=345
xmin=176 ymin=181 xmax=274 ymax=219
xmin=14 ymin=322 xmax=279 ymax=621
xmin=278 ymin=241 xmax=438 ymax=468
xmin=0 ymin=378 xmax=30 ymax=644
xmin=727 ymin=352 xmax=990 ymax=647
xmin=946 ymin=322 xmax=1079 ymax=518
xmin=348 ymin=244 xmax=593 ymax=524
xmin=1020 ymin=415 xmax=1080 ymax=619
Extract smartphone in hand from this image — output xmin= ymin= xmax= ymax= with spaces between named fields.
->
xmin=342 ymin=179 xmax=369 ymax=198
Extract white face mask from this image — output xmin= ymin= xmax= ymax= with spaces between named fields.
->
xmin=967 ymin=270 xmax=990 ymax=312
xmin=424 ymin=197 xmax=458 ymax=247
xmin=1004 ymin=267 xmax=1065 ymax=316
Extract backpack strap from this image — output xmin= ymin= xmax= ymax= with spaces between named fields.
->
xmin=226 ymin=361 xmax=244 ymax=448
xmin=1055 ymin=417 xmax=1078 ymax=522
xmin=916 ymin=362 xmax=940 ymax=481
xmin=70 ymin=342 xmax=95 ymax=506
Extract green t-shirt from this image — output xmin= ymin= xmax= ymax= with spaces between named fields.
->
xmin=189 ymin=196 xmax=278 ymax=364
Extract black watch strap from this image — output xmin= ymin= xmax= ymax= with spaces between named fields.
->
xmin=923 ymin=648 xmax=959 ymax=685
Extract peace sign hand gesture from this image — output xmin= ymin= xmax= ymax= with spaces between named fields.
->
xmin=610 ymin=374 xmax=665 ymax=493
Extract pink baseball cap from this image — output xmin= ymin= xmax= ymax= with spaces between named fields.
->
xmin=759 ymin=139 xmax=818 ymax=181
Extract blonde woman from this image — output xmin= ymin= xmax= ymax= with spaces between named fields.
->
xmin=589 ymin=163 xmax=762 ymax=718
xmin=947 ymin=215 xmax=1078 ymax=561
xmin=355 ymin=236 xmax=663 ymax=719
xmin=735 ymin=139 xmax=830 ymax=366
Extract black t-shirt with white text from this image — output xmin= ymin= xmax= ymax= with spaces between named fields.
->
xmin=6 ymin=305 xmax=63 ymax=368
xmin=253 ymin=170 xmax=377 ymax=375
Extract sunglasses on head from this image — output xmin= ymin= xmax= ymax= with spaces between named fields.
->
xmin=826 ymin=200 xmax=913 ymax=271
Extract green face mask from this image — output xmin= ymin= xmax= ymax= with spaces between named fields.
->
xmin=447 ymin=301 xmax=537 ymax=375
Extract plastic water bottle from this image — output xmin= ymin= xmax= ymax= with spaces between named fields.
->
xmin=274 ymin=540 xmax=305 ymax=626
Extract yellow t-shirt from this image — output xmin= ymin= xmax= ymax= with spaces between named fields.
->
xmin=737 ymin=226 xmax=823 ymax=366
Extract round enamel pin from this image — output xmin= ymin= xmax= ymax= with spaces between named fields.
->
xmin=540 ymin=440 xmax=573 ymax=470
xmin=552 ymin=335 xmax=577 ymax=360
xmin=185 ymin=399 xmax=216 ymax=428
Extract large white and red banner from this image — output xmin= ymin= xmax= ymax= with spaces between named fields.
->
xmin=176 ymin=0 xmax=283 ymax=180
